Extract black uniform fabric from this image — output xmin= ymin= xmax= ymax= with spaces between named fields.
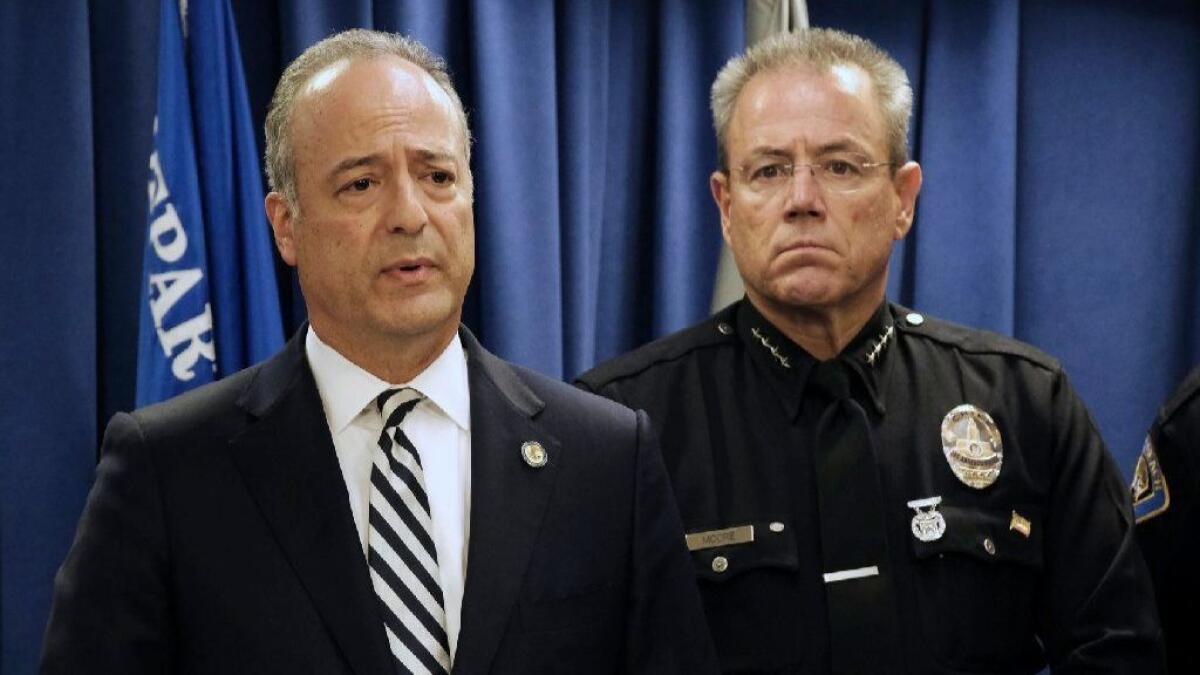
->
xmin=1134 ymin=365 xmax=1200 ymax=675
xmin=577 ymin=299 xmax=1164 ymax=674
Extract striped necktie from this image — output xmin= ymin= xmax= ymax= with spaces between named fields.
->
xmin=369 ymin=388 xmax=452 ymax=675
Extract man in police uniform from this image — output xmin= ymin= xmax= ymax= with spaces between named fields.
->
xmin=1131 ymin=365 xmax=1200 ymax=674
xmin=578 ymin=28 xmax=1163 ymax=673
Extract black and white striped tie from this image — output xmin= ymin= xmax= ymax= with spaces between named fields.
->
xmin=369 ymin=388 xmax=452 ymax=675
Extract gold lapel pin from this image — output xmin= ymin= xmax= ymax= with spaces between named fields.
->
xmin=521 ymin=441 xmax=548 ymax=468
xmin=1009 ymin=511 xmax=1032 ymax=538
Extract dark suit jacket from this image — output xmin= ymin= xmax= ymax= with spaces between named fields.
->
xmin=42 ymin=327 xmax=715 ymax=674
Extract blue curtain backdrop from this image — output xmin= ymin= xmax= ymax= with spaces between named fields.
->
xmin=1 ymin=1 xmax=1198 ymax=671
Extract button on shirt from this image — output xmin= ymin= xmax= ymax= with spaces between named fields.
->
xmin=305 ymin=328 xmax=471 ymax=660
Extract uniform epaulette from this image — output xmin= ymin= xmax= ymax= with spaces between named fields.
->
xmin=892 ymin=305 xmax=1061 ymax=373
xmin=577 ymin=303 xmax=740 ymax=389
xmin=1158 ymin=366 xmax=1200 ymax=427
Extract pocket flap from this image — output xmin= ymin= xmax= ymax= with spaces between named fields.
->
xmin=688 ymin=519 xmax=799 ymax=582
xmin=910 ymin=505 xmax=1043 ymax=568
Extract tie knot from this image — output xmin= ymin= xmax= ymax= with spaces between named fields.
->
xmin=809 ymin=360 xmax=852 ymax=401
xmin=377 ymin=387 xmax=424 ymax=429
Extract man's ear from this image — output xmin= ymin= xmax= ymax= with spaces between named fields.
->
xmin=265 ymin=192 xmax=298 ymax=266
xmin=711 ymin=170 xmax=734 ymax=247
xmin=892 ymin=161 xmax=922 ymax=241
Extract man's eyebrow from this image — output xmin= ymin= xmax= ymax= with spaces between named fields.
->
xmin=744 ymin=140 xmax=872 ymax=161
xmin=812 ymin=139 xmax=870 ymax=156
xmin=745 ymin=147 xmax=793 ymax=160
xmin=413 ymin=148 xmax=457 ymax=163
xmin=328 ymin=153 xmax=385 ymax=180
xmin=326 ymin=149 xmax=458 ymax=182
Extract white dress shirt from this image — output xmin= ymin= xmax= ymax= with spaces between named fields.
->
xmin=305 ymin=327 xmax=471 ymax=661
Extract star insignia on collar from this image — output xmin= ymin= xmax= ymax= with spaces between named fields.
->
xmin=750 ymin=327 xmax=791 ymax=369
xmin=866 ymin=324 xmax=894 ymax=367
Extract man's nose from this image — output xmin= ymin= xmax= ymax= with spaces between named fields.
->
xmin=387 ymin=172 xmax=428 ymax=234
xmin=782 ymin=163 xmax=824 ymax=220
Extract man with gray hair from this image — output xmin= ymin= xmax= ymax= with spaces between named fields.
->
xmin=579 ymin=27 xmax=1163 ymax=673
xmin=43 ymin=29 xmax=716 ymax=674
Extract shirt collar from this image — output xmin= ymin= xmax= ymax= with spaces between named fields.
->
xmin=736 ymin=299 xmax=895 ymax=419
xmin=406 ymin=334 xmax=471 ymax=431
xmin=305 ymin=327 xmax=471 ymax=434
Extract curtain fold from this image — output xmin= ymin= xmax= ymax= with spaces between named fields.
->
xmin=910 ymin=0 xmax=1020 ymax=336
xmin=468 ymin=0 xmax=568 ymax=375
xmin=649 ymin=0 xmax=744 ymax=341
xmin=556 ymin=1 xmax=612 ymax=377
xmin=0 ymin=5 xmax=96 ymax=673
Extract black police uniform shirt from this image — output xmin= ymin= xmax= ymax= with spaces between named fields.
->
xmin=1131 ymin=365 xmax=1200 ymax=675
xmin=577 ymin=299 xmax=1163 ymax=674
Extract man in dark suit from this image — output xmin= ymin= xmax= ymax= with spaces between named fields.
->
xmin=42 ymin=29 xmax=714 ymax=674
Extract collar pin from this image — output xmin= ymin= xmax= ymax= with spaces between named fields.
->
xmin=866 ymin=324 xmax=894 ymax=367
xmin=751 ymin=327 xmax=792 ymax=369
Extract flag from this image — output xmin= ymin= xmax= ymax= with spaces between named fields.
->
xmin=136 ymin=0 xmax=282 ymax=407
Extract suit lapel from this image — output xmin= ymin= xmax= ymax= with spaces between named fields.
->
xmin=453 ymin=329 xmax=563 ymax=674
xmin=227 ymin=329 xmax=392 ymax=675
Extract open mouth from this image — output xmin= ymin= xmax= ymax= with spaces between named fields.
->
xmin=381 ymin=259 xmax=435 ymax=284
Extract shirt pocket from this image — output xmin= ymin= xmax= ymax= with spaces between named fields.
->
xmin=910 ymin=505 xmax=1045 ymax=672
xmin=688 ymin=520 xmax=799 ymax=581
xmin=688 ymin=519 xmax=808 ymax=671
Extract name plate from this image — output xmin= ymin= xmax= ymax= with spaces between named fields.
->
xmin=685 ymin=525 xmax=755 ymax=551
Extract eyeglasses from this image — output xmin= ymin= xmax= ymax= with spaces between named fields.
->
xmin=735 ymin=155 xmax=892 ymax=195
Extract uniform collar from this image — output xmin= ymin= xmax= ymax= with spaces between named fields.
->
xmin=836 ymin=302 xmax=895 ymax=416
xmin=305 ymin=327 xmax=471 ymax=434
xmin=736 ymin=299 xmax=895 ymax=419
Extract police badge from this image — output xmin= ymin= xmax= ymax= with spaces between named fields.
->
xmin=940 ymin=404 xmax=1003 ymax=489
xmin=1131 ymin=435 xmax=1169 ymax=523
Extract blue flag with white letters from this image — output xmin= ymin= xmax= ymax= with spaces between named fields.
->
xmin=136 ymin=0 xmax=282 ymax=407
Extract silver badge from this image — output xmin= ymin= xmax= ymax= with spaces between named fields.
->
xmin=940 ymin=404 xmax=1003 ymax=489
xmin=521 ymin=441 xmax=548 ymax=468
xmin=906 ymin=496 xmax=946 ymax=542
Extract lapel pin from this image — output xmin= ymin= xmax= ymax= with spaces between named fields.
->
xmin=521 ymin=441 xmax=548 ymax=468
xmin=1009 ymin=511 xmax=1032 ymax=538
xmin=906 ymin=496 xmax=946 ymax=542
